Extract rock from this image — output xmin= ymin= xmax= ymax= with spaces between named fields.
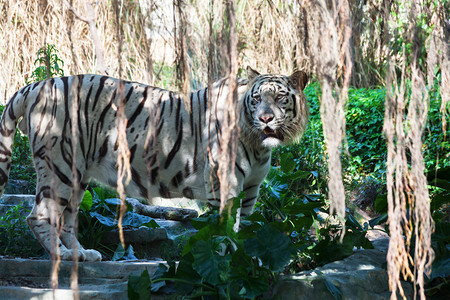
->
xmin=268 ymin=238 xmax=413 ymax=300
xmin=100 ymin=226 xmax=168 ymax=259
xmin=0 ymin=194 xmax=35 ymax=217
xmin=155 ymin=219 xmax=197 ymax=241
xmin=126 ymin=197 xmax=198 ymax=221
xmin=354 ymin=177 xmax=381 ymax=210
xmin=99 ymin=219 xmax=198 ymax=259
xmin=0 ymin=194 xmax=35 ymax=207
xmin=148 ymin=196 xmax=206 ymax=214
xmin=4 ymin=180 xmax=34 ymax=195
xmin=102 ymin=226 xmax=168 ymax=244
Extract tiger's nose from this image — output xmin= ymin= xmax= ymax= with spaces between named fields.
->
xmin=259 ymin=114 xmax=274 ymax=124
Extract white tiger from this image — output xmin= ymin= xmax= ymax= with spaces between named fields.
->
xmin=0 ymin=67 xmax=309 ymax=261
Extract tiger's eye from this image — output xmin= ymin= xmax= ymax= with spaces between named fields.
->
xmin=278 ymin=94 xmax=289 ymax=103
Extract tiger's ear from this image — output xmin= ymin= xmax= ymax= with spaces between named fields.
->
xmin=247 ymin=66 xmax=260 ymax=81
xmin=289 ymin=70 xmax=309 ymax=90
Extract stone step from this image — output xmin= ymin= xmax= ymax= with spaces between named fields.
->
xmin=0 ymin=258 xmax=164 ymax=300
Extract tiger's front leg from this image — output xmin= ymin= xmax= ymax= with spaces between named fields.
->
xmin=204 ymin=160 xmax=245 ymax=231
xmin=60 ymin=207 xmax=102 ymax=262
xmin=240 ymin=183 xmax=261 ymax=217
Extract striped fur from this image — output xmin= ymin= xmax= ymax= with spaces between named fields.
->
xmin=0 ymin=67 xmax=308 ymax=261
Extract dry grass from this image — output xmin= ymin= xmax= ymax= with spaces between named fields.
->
xmin=0 ymin=0 xmax=313 ymax=103
xmin=0 ymin=0 xmax=175 ymax=102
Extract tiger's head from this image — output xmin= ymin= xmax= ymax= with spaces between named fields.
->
xmin=239 ymin=67 xmax=309 ymax=148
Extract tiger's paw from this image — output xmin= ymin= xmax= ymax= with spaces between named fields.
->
xmin=82 ymin=249 xmax=102 ymax=262
xmin=58 ymin=247 xmax=86 ymax=261
xmin=57 ymin=248 xmax=102 ymax=261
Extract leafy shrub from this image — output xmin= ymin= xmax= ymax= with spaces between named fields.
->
xmin=294 ymin=80 xmax=448 ymax=191
xmin=423 ymin=76 xmax=450 ymax=172
xmin=0 ymin=202 xmax=44 ymax=257
xmin=129 ymin=197 xmax=296 ymax=299
xmin=26 ymin=43 xmax=64 ymax=84
xmin=129 ymin=147 xmax=376 ymax=299
xmin=10 ymin=133 xmax=35 ymax=191
xmin=258 ymin=162 xmax=375 ymax=272
xmin=78 ymin=187 xmax=159 ymax=259
xmin=345 ymin=87 xmax=386 ymax=180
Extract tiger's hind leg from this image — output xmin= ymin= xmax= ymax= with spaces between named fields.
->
xmin=26 ymin=164 xmax=101 ymax=261
xmin=26 ymin=184 xmax=78 ymax=261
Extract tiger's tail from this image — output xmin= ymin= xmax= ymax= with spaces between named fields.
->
xmin=0 ymin=89 xmax=28 ymax=198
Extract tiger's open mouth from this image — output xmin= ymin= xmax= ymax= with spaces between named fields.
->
xmin=261 ymin=127 xmax=284 ymax=141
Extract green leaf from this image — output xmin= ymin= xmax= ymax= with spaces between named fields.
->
xmin=90 ymin=211 xmax=116 ymax=227
xmin=150 ymin=264 xmax=169 ymax=292
xmin=89 ymin=210 xmax=157 ymax=229
xmin=112 ymin=243 xmax=125 ymax=261
xmin=368 ymin=214 xmax=388 ymax=228
xmin=282 ymin=200 xmax=324 ymax=217
xmin=141 ymin=219 xmax=160 ymax=229
xmin=139 ymin=269 xmax=152 ymax=299
xmin=312 ymin=234 xmax=354 ymax=265
xmin=228 ymin=248 xmax=270 ymax=298
xmin=346 ymin=214 xmax=362 ymax=230
xmin=80 ymin=190 xmax=93 ymax=212
xmin=280 ymin=152 xmax=296 ymax=173
xmin=127 ymin=274 xmax=141 ymax=300
xmin=240 ymin=276 xmax=270 ymax=298
xmin=93 ymin=187 xmax=106 ymax=201
xmin=284 ymin=170 xmax=312 ymax=181
xmin=121 ymin=212 xmax=158 ymax=228
xmin=112 ymin=243 xmax=137 ymax=261
xmin=190 ymin=214 xmax=220 ymax=230
xmin=374 ymin=194 xmax=388 ymax=214
xmin=173 ymin=253 xmax=201 ymax=295
xmin=128 ymin=269 xmax=151 ymax=300
xmin=291 ymin=216 xmax=314 ymax=230
xmin=269 ymin=220 xmax=294 ymax=233
xmin=123 ymin=244 xmax=138 ymax=260
xmin=192 ymin=239 xmax=231 ymax=285
xmin=244 ymin=224 xmax=295 ymax=272
xmin=244 ymin=211 xmax=268 ymax=223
